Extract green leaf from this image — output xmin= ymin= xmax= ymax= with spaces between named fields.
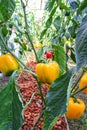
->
xmin=77 ymin=0 xmax=87 ymax=15
xmin=40 ymin=29 xmax=47 ymax=41
xmin=68 ymin=19 xmax=79 ymax=39
xmin=54 ymin=16 xmax=62 ymax=30
xmin=45 ymin=0 xmax=70 ymax=12
xmin=0 ymin=0 xmax=15 ymax=22
xmin=0 ymin=72 xmax=23 ymax=130
xmin=2 ymin=26 xmax=8 ymax=37
xmin=70 ymin=48 xmax=76 ymax=63
xmin=54 ymin=45 xmax=66 ymax=75
xmin=69 ymin=0 xmax=78 ymax=11
xmin=76 ymin=17 xmax=87 ymax=70
xmin=46 ymin=17 xmax=53 ymax=28
xmin=43 ymin=70 xmax=72 ymax=130
xmin=65 ymin=10 xmax=70 ymax=16
xmin=0 ymin=28 xmax=6 ymax=48
xmin=46 ymin=6 xmax=57 ymax=28
xmin=65 ymin=31 xmax=71 ymax=39
xmin=68 ymin=26 xmax=76 ymax=38
xmin=59 ymin=2 xmax=71 ymax=10
xmin=37 ymin=47 xmax=44 ymax=60
xmin=45 ymin=0 xmax=56 ymax=12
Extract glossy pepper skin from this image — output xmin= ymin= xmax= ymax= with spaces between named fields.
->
xmin=36 ymin=61 xmax=60 ymax=84
xmin=79 ymin=73 xmax=87 ymax=94
xmin=0 ymin=53 xmax=19 ymax=76
xmin=45 ymin=51 xmax=53 ymax=59
xmin=66 ymin=98 xmax=85 ymax=119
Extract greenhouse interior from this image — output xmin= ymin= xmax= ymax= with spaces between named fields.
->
xmin=0 ymin=0 xmax=87 ymax=130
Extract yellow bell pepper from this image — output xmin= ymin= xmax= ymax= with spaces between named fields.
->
xmin=36 ymin=61 xmax=60 ymax=84
xmin=34 ymin=43 xmax=43 ymax=49
xmin=0 ymin=53 xmax=19 ymax=76
xmin=79 ymin=73 xmax=87 ymax=94
xmin=65 ymin=40 xmax=71 ymax=45
xmin=66 ymin=98 xmax=85 ymax=119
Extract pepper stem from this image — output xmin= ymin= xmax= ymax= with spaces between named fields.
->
xmin=71 ymin=85 xmax=87 ymax=97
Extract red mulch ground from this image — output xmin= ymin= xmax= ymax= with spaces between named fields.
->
xmin=17 ymin=61 xmax=68 ymax=130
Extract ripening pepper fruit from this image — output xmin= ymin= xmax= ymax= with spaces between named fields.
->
xmin=66 ymin=98 xmax=85 ymax=119
xmin=45 ymin=51 xmax=53 ymax=59
xmin=0 ymin=53 xmax=19 ymax=76
xmin=79 ymin=73 xmax=87 ymax=94
xmin=36 ymin=61 xmax=60 ymax=84
xmin=65 ymin=40 xmax=71 ymax=45
xmin=34 ymin=43 xmax=43 ymax=49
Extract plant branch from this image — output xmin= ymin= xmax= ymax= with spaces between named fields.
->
xmin=70 ymin=64 xmax=87 ymax=95
xmin=71 ymin=68 xmax=85 ymax=92
xmin=23 ymin=92 xmax=36 ymax=109
xmin=37 ymin=80 xmax=45 ymax=105
xmin=19 ymin=0 xmax=45 ymax=104
xmin=25 ymin=0 xmax=28 ymax=7
xmin=71 ymin=85 xmax=87 ymax=97
xmin=20 ymin=0 xmax=39 ymax=62
xmin=23 ymin=51 xmax=29 ymax=63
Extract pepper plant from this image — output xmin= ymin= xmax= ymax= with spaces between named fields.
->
xmin=0 ymin=0 xmax=87 ymax=130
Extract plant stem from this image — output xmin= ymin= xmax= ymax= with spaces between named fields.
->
xmin=23 ymin=92 xmax=36 ymax=109
xmin=37 ymin=80 xmax=45 ymax=105
xmin=71 ymin=85 xmax=87 ymax=97
xmin=70 ymin=65 xmax=87 ymax=96
xmin=23 ymin=51 xmax=29 ymax=63
xmin=20 ymin=0 xmax=39 ymax=62
xmin=71 ymin=68 xmax=84 ymax=92
xmin=20 ymin=0 xmax=45 ymax=105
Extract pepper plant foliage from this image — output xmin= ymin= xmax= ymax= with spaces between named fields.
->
xmin=76 ymin=16 xmax=87 ymax=71
xmin=0 ymin=0 xmax=15 ymax=22
xmin=0 ymin=72 xmax=23 ymax=130
xmin=0 ymin=0 xmax=87 ymax=130
xmin=43 ymin=70 xmax=72 ymax=130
